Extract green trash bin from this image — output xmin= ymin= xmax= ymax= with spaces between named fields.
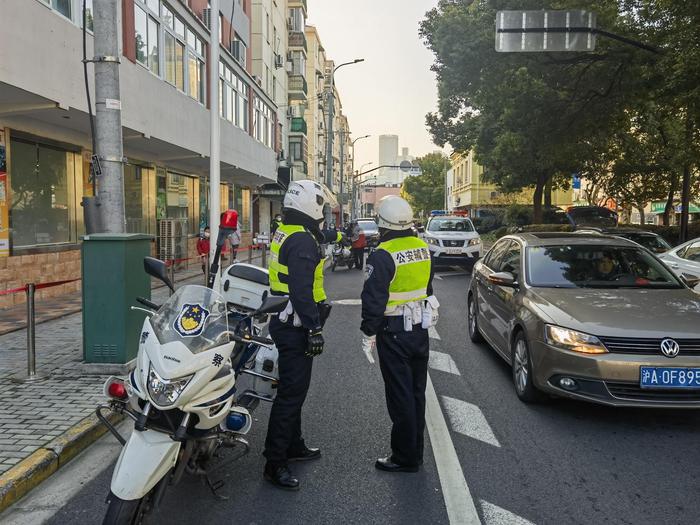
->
xmin=82 ymin=233 xmax=153 ymax=364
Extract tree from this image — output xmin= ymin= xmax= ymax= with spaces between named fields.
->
xmin=401 ymin=152 xmax=449 ymax=219
xmin=420 ymin=0 xmax=673 ymax=223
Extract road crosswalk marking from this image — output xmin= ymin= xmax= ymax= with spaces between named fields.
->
xmin=429 ymin=326 xmax=441 ymax=340
xmin=480 ymin=501 xmax=535 ymax=525
xmin=441 ymin=396 xmax=501 ymax=448
xmin=429 ymin=350 xmax=461 ymax=376
xmin=332 ymin=299 xmax=363 ymax=305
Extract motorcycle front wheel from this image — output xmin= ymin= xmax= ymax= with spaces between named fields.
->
xmin=102 ymin=491 xmax=150 ymax=525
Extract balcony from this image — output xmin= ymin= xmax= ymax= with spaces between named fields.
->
xmin=288 ymin=75 xmax=308 ymax=100
xmin=288 ymin=31 xmax=307 ymax=52
xmin=291 ymin=117 xmax=308 ymax=135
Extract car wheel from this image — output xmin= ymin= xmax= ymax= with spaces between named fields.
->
xmin=467 ymin=294 xmax=484 ymax=344
xmin=511 ymin=332 xmax=545 ymax=403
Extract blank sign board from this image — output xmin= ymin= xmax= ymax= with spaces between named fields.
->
xmin=496 ymin=10 xmax=597 ymax=52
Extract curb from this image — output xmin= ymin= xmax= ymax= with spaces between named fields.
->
xmin=0 ymin=411 xmax=123 ymax=513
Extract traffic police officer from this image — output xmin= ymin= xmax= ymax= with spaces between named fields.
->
xmin=361 ymin=196 xmax=435 ymax=473
xmin=264 ymin=180 xmax=341 ymax=490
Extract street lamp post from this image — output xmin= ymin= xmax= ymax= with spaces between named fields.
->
xmin=348 ymin=135 xmax=370 ymax=221
xmin=325 ymin=58 xmax=364 ymax=225
xmin=355 ymin=162 xmax=373 ymax=219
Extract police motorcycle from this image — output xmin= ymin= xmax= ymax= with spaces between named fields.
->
xmin=330 ymin=236 xmax=354 ymax=271
xmin=98 ymin=213 xmax=284 ymax=525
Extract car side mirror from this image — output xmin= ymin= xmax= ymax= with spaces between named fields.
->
xmin=144 ymin=257 xmax=174 ymax=292
xmin=488 ymin=272 xmax=518 ymax=288
xmin=681 ymin=273 xmax=700 ymax=289
xmin=254 ymin=295 xmax=288 ymax=316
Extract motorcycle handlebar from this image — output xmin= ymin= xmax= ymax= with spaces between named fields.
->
xmin=136 ymin=297 xmax=161 ymax=310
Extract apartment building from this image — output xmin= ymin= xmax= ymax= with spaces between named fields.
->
xmin=286 ymin=0 xmax=308 ymax=180
xmin=0 ymin=0 xmax=280 ymax=307
xmin=304 ymin=24 xmax=327 ymax=183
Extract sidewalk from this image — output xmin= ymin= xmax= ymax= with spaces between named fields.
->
xmin=0 ymin=254 xmax=263 ymax=509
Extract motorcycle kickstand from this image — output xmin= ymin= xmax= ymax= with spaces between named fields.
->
xmin=204 ymin=473 xmax=228 ymax=500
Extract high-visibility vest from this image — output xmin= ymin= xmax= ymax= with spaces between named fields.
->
xmin=269 ymin=224 xmax=327 ymax=303
xmin=377 ymin=236 xmax=431 ymax=308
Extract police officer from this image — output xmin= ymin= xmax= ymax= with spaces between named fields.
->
xmin=360 ymin=196 xmax=435 ymax=473
xmin=271 ymin=213 xmax=282 ymax=235
xmin=264 ymin=180 xmax=340 ymax=490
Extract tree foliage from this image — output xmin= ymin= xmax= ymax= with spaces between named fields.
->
xmin=421 ymin=0 xmax=700 ymax=226
xmin=402 ymin=152 xmax=450 ymax=218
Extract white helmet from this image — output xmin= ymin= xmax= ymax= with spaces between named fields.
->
xmin=283 ymin=180 xmax=338 ymax=221
xmin=376 ymin=196 xmax=413 ymax=231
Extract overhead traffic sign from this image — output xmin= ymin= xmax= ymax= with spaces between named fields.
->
xmin=495 ymin=10 xmax=597 ymax=53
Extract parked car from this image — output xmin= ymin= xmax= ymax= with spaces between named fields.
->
xmin=575 ymin=227 xmax=672 ymax=254
xmin=468 ymin=232 xmax=700 ymax=407
xmin=356 ymin=218 xmax=380 ymax=248
xmin=567 ymin=206 xmax=619 ymax=229
xmin=659 ymin=237 xmax=700 ymax=291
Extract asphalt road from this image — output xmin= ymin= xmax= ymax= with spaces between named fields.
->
xmin=5 ymin=265 xmax=700 ymax=524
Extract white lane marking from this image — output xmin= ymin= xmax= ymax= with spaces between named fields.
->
xmin=442 ymin=396 xmax=501 ymax=448
xmin=429 ymin=351 xmax=461 ymax=376
xmin=429 ymin=326 xmax=442 ymax=340
xmin=435 ymin=274 xmax=443 ymax=281
xmin=481 ymin=501 xmax=535 ymax=525
xmin=0 ymin=422 xmax=131 ymax=524
xmin=425 ymin=374 xmax=481 ymax=525
xmin=332 ymin=299 xmax=362 ymax=306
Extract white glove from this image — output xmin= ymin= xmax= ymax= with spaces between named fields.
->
xmin=361 ymin=335 xmax=376 ymax=364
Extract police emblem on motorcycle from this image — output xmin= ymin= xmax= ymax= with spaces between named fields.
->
xmin=173 ymin=303 xmax=210 ymax=337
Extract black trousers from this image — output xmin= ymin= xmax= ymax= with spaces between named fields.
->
xmin=377 ymin=322 xmax=430 ymax=466
xmin=263 ymin=318 xmax=313 ymax=467
xmin=351 ymin=248 xmax=365 ymax=269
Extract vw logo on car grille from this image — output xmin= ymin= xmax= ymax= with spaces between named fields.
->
xmin=660 ymin=338 xmax=680 ymax=358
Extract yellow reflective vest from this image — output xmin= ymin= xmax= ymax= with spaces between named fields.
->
xmin=377 ymin=236 xmax=431 ymax=308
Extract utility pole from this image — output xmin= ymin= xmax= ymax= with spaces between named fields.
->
xmin=209 ymin=0 xmax=222 ymax=260
xmin=339 ymin=129 xmax=345 ymax=227
xmin=324 ymin=82 xmax=335 ymax=226
xmin=93 ymin=0 xmax=125 ymax=233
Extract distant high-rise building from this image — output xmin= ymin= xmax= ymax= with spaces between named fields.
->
xmin=376 ymin=135 xmax=419 ymax=185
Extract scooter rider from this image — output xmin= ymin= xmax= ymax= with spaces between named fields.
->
xmin=263 ymin=180 xmax=341 ymax=490
xmin=360 ymin=196 xmax=437 ymax=473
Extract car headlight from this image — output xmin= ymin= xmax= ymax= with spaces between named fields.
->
xmin=147 ymin=366 xmax=193 ymax=407
xmin=468 ymin=238 xmax=481 ymax=247
xmin=545 ymin=325 xmax=608 ymax=354
xmin=426 ymin=237 xmax=440 ymax=246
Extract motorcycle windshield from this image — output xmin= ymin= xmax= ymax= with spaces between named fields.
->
xmin=150 ymin=285 xmax=229 ymax=354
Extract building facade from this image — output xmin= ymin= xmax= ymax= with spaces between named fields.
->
xmin=0 ymin=0 xmax=281 ymax=307
xmin=304 ymin=24 xmax=327 ymax=184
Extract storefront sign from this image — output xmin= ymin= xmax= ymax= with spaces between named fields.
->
xmin=0 ymin=129 xmax=8 ymax=257
xmin=651 ymin=201 xmax=700 ymax=214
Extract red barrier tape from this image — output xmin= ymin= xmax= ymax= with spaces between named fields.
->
xmin=0 ymin=278 xmax=81 ymax=297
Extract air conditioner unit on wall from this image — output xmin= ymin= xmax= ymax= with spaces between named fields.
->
xmin=274 ymin=54 xmax=283 ymax=69
xmin=201 ymin=8 xmax=212 ymax=30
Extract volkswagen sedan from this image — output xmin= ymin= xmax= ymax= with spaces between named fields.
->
xmin=467 ymin=233 xmax=700 ymax=407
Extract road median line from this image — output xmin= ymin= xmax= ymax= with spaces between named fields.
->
xmin=0 ymin=411 xmax=122 ymax=513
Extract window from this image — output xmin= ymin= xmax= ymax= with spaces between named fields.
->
xmin=157 ymin=171 xmax=198 ymax=235
xmin=124 ymin=164 xmax=156 ymax=235
xmin=483 ymin=240 xmax=511 ymax=270
xmin=290 ymin=139 xmax=303 ymax=161
xmin=288 ymin=7 xmax=304 ymax=32
xmin=9 ymin=138 xmax=87 ymax=248
xmin=680 ymin=241 xmax=700 ymax=262
xmin=52 ymin=0 xmax=71 ymax=18
xmin=186 ymin=29 xmax=205 ymax=103
xmin=220 ymin=61 xmax=249 ymax=131
xmin=497 ymin=243 xmax=522 ymax=280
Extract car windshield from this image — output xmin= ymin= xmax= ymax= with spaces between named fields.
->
xmin=527 ymin=245 xmax=682 ymax=289
xmin=428 ymin=218 xmax=474 ymax=232
xmin=620 ymin=233 xmax=671 ymax=253
xmin=357 ymin=221 xmax=378 ymax=233
xmin=150 ymin=285 xmax=229 ymax=354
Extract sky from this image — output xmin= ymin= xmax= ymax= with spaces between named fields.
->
xmin=307 ymin=0 xmax=443 ymax=173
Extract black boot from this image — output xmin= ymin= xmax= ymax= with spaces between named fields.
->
xmin=375 ymin=456 xmax=419 ymax=473
xmin=264 ymin=464 xmax=300 ymax=490
xmin=288 ymin=446 xmax=321 ymax=462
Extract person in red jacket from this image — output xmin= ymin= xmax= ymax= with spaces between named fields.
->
xmin=196 ymin=227 xmax=210 ymax=273
xmin=350 ymin=222 xmax=367 ymax=270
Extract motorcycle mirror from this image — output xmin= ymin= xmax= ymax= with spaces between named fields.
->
xmin=254 ymin=296 xmax=288 ymax=316
xmin=144 ymin=257 xmax=175 ymax=292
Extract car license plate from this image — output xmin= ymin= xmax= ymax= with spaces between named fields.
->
xmin=640 ymin=367 xmax=700 ymax=389
xmin=445 ymin=248 xmax=462 ymax=255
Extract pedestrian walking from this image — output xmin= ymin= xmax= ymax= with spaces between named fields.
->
xmin=196 ymin=226 xmax=210 ymax=273
xmin=360 ymin=196 xmax=437 ymax=473
xmin=228 ymin=227 xmax=241 ymax=262
xmin=264 ymin=180 xmax=342 ymax=490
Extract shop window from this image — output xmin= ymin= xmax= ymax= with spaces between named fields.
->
xmin=125 ymin=164 xmax=156 ymax=234
xmin=157 ymin=171 xmax=197 ymax=235
xmin=9 ymin=139 xmax=81 ymax=248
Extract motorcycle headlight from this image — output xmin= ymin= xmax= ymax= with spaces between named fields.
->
xmin=147 ymin=366 xmax=194 ymax=407
xmin=426 ymin=237 xmax=440 ymax=246
xmin=468 ymin=238 xmax=481 ymax=247
xmin=545 ymin=325 xmax=607 ymax=354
